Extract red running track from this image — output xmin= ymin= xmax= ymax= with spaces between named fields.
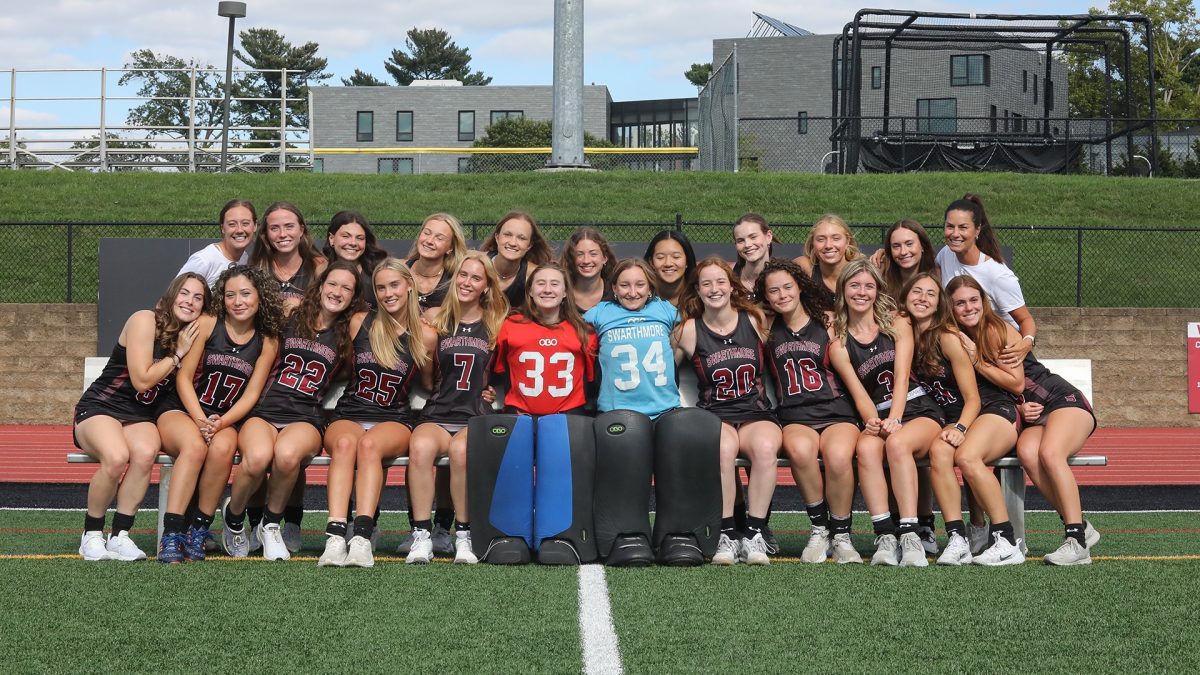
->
xmin=1 ymin=425 xmax=1197 ymax=486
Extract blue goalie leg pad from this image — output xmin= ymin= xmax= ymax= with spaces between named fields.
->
xmin=467 ymin=414 xmax=534 ymax=563
xmin=534 ymin=414 xmax=598 ymax=564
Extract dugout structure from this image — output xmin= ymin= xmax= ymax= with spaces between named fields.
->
xmin=831 ymin=10 xmax=1157 ymax=175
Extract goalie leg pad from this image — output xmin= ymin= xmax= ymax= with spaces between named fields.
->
xmin=534 ymin=414 xmax=598 ymax=564
xmin=467 ymin=414 xmax=534 ymax=564
xmin=592 ymin=410 xmax=654 ymax=560
xmin=652 ymin=407 xmax=723 ymax=559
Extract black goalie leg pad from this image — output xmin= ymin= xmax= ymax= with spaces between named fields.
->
xmin=467 ymin=414 xmax=534 ymax=564
xmin=593 ymin=410 xmax=655 ymax=566
xmin=653 ymin=408 xmax=722 ymax=562
xmin=534 ymin=414 xmax=598 ymax=565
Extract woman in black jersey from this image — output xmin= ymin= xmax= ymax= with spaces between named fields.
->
xmin=323 ymin=210 xmax=390 ymax=311
xmin=674 ymin=257 xmax=780 ymax=566
xmin=155 ymin=266 xmax=283 ymax=563
xmin=480 ymin=211 xmax=552 ymax=312
xmin=732 ymin=213 xmax=774 ymax=298
xmin=406 ymin=212 xmax=468 ymax=316
xmin=757 ymin=258 xmax=863 ymax=564
xmin=74 ymin=273 xmax=209 ymax=561
xmin=828 ymin=259 xmax=944 ymax=568
xmin=408 ymin=251 xmax=510 ymax=564
xmin=643 ymin=230 xmax=697 ymax=308
xmin=318 ymin=259 xmax=431 ymax=568
xmin=222 ymin=261 xmax=362 ymax=561
xmin=249 ymin=201 xmax=328 ymax=309
xmin=922 ymin=274 xmax=1027 ymax=566
xmin=562 ymin=227 xmax=617 ymax=313
xmin=794 ymin=214 xmax=863 ymax=299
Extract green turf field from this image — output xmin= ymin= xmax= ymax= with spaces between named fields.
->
xmin=2 ymin=509 xmax=1197 ymax=673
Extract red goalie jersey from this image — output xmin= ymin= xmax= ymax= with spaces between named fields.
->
xmin=494 ymin=316 xmax=597 ymax=415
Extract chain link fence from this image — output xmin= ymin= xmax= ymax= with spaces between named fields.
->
xmin=5 ymin=220 xmax=1196 ymax=308
xmin=697 ymin=50 xmax=737 ymax=172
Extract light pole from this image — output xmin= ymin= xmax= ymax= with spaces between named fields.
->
xmin=217 ymin=1 xmax=246 ymax=173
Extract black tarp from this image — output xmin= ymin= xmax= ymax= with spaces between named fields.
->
xmin=858 ymin=139 xmax=1083 ymax=173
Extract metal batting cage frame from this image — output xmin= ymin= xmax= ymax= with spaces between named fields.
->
xmin=831 ymin=9 xmax=1157 ymax=175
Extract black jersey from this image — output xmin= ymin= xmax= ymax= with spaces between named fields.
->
xmin=919 ymin=353 xmax=1015 ymax=423
xmin=1021 ymin=353 xmax=1093 ymax=426
xmin=75 ymin=341 xmax=174 ymax=424
xmin=275 ymin=265 xmax=312 ymax=305
xmin=766 ymin=315 xmax=856 ymax=425
xmin=357 ymin=268 xmax=376 ymax=312
xmin=332 ymin=314 xmax=419 ymax=424
xmin=408 ymin=257 xmax=451 ymax=312
xmin=420 ymin=319 xmax=494 ymax=424
xmin=497 ymin=257 xmax=528 ymax=311
xmin=186 ymin=320 xmax=264 ymax=417
xmin=846 ymin=329 xmax=944 ymax=424
xmin=691 ymin=312 xmax=773 ymax=422
xmin=252 ymin=318 xmax=341 ymax=426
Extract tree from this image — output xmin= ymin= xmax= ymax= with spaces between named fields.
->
xmin=117 ymin=49 xmax=227 ymax=143
xmin=685 ymin=63 xmax=713 ymax=90
xmin=384 ymin=28 xmax=492 ymax=85
xmin=341 ymin=69 xmax=387 ymax=86
xmin=234 ymin=28 xmax=331 ymax=136
xmin=69 ymin=133 xmax=164 ymax=172
xmin=466 ymin=116 xmax=613 ymax=172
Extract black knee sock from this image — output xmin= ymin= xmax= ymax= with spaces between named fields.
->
xmin=918 ymin=514 xmax=936 ymax=530
xmin=830 ymin=514 xmax=852 ymax=536
xmin=871 ymin=514 xmax=896 ymax=536
xmin=111 ymin=512 xmax=135 ymax=536
xmin=806 ymin=501 xmax=829 ymax=528
xmin=84 ymin=513 xmax=105 ymax=533
xmin=247 ymin=506 xmax=264 ymax=528
xmin=455 ymin=520 xmax=470 ymax=533
xmin=1064 ymin=523 xmax=1085 ymax=546
xmin=263 ymin=509 xmax=283 ymax=526
xmin=745 ymin=516 xmax=767 ymax=539
xmin=720 ymin=517 xmax=737 ymax=538
xmin=224 ymin=506 xmax=246 ymax=531
xmin=944 ymin=520 xmax=966 ymax=538
xmin=325 ymin=521 xmax=348 ymax=538
xmin=353 ymin=515 xmax=374 ymax=539
xmin=283 ymin=505 xmax=303 ymax=526
xmin=191 ymin=511 xmax=215 ymax=531
xmin=897 ymin=517 xmax=918 ymax=536
xmin=990 ymin=521 xmax=1016 ymax=546
xmin=411 ymin=519 xmax=432 ymax=533
xmin=163 ymin=512 xmax=186 ymax=535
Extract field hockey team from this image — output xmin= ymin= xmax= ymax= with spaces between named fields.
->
xmin=73 ymin=195 xmax=1099 ymax=567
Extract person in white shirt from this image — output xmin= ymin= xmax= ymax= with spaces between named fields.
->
xmin=178 ymin=199 xmax=257 ymax=287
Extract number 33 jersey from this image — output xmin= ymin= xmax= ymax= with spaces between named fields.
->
xmin=585 ymin=298 xmax=680 ymax=418
xmin=495 ymin=316 xmax=597 ymax=416
xmin=253 ymin=319 xmax=341 ymax=425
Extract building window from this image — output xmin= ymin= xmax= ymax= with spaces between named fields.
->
xmin=834 ymin=59 xmax=844 ymax=90
xmin=950 ymin=55 xmax=989 ymax=86
xmin=797 ymin=111 xmax=808 ymax=134
xmin=312 ymin=158 xmax=324 ymax=173
xmin=458 ymin=111 xmax=475 ymax=142
xmin=916 ymin=98 xmax=957 ymax=133
xmin=990 ymin=105 xmax=998 ymax=133
xmin=871 ymin=66 xmax=881 ymax=90
xmin=378 ymin=158 xmax=413 ymax=174
xmin=1023 ymin=70 xmax=1028 ymax=92
xmin=356 ymin=111 xmax=374 ymax=142
xmin=396 ymin=111 xmax=413 ymax=142
xmin=458 ymin=157 xmax=472 ymax=173
xmin=490 ymin=110 xmax=523 ymax=125
xmin=1033 ymin=74 xmax=1039 ymax=104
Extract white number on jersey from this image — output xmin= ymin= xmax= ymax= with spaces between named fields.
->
xmin=610 ymin=341 xmax=668 ymax=391
xmin=517 ymin=351 xmax=576 ymax=398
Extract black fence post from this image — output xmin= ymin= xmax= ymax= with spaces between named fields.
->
xmin=66 ymin=223 xmax=74 ymax=303
xmin=675 ymin=212 xmax=683 ymax=232
xmin=1075 ymin=227 xmax=1083 ymax=307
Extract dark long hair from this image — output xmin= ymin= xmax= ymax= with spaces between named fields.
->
xmin=481 ymin=211 xmax=553 ymax=267
xmin=755 ymin=257 xmax=833 ymax=327
xmin=946 ymin=275 xmax=1010 ymax=368
xmin=517 ymin=263 xmax=594 ymax=356
xmin=323 ymin=210 xmax=389 ymax=278
xmin=900 ymin=272 xmax=956 ymax=377
xmin=249 ymin=201 xmax=325 ymax=282
xmin=218 ymin=199 xmax=256 ymax=227
xmin=210 ymin=264 xmax=285 ymax=339
xmin=560 ymin=226 xmax=617 ymax=286
xmin=292 ymin=260 xmax=364 ymax=369
xmin=154 ymin=272 xmax=211 ymax=352
xmin=946 ymin=194 xmax=1005 ymax=264
xmin=732 ymin=212 xmax=774 ymax=275
xmin=881 ymin=218 xmax=938 ymax=302
xmin=643 ymin=230 xmax=697 ymax=292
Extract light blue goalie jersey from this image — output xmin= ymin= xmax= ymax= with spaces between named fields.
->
xmin=585 ymin=298 xmax=681 ymax=417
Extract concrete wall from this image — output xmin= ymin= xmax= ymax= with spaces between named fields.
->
xmin=1 ymin=304 xmax=1195 ymax=428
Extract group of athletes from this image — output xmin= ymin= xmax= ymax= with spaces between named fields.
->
xmin=72 ymin=193 xmax=1099 ymax=568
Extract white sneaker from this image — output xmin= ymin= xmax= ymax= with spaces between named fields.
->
xmin=899 ymin=532 xmax=929 ymax=567
xmin=937 ymin=532 xmax=973 ymax=566
xmin=344 ymin=524 xmax=381 ymax=552
xmin=917 ymin=526 xmax=940 ymax=556
xmin=800 ymin=526 xmax=830 ymax=564
xmin=454 ymin=533 xmax=479 ymax=564
xmin=711 ymin=533 xmax=739 ymax=565
xmin=1084 ymin=521 xmax=1100 ymax=549
xmin=974 ymin=532 xmax=1025 ymax=566
xmin=830 ymin=532 xmax=862 ymax=564
xmin=105 ymin=531 xmax=146 ymax=561
xmin=405 ymin=529 xmax=433 ymax=564
xmin=317 ymin=535 xmax=348 ymax=567
xmin=740 ymin=533 xmax=771 ymax=565
xmin=79 ymin=531 xmax=114 ymax=561
xmin=282 ymin=522 xmax=302 ymax=553
xmin=967 ymin=522 xmax=990 ymax=556
xmin=344 ymin=535 xmax=375 ymax=568
xmin=870 ymin=533 xmax=900 ymax=566
xmin=1044 ymin=537 xmax=1091 ymax=566
xmin=259 ymin=522 xmax=290 ymax=561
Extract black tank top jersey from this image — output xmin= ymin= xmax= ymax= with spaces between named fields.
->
xmin=497 ymin=257 xmax=528 ymax=311
xmin=176 ymin=320 xmax=264 ymax=418
xmin=357 ymin=268 xmax=376 ymax=312
xmin=275 ymin=265 xmax=311 ymax=305
xmin=420 ymin=319 xmax=494 ymax=424
xmin=766 ymin=315 xmax=855 ymax=421
xmin=75 ymin=341 xmax=174 ymax=424
xmin=252 ymin=319 xmax=341 ymax=425
xmin=332 ymin=314 xmax=419 ymax=424
xmin=919 ymin=354 xmax=1014 ymax=422
xmin=691 ymin=312 xmax=774 ymax=422
xmin=1021 ymin=353 xmax=1091 ymax=410
xmin=408 ymin=257 xmax=451 ymax=312
xmin=846 ymin=330 xmax=944 ymax=424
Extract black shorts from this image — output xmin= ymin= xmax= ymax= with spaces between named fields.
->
xmin=898 ymin=395 xmax=945 ymax=427
xmin=1031 ymin=392 xmax=1097 ymax=435
xmin=72 ymin=405 xmax=157 ymax=449
xmin=720 ymin=414 xmax=780 ymax=430
xmin=252 ymin=396 xmax=324 ymax=429
xmin=779 ymin=397 xmax=860 ymax=431
xmin=979 ymin=399 xmax=1019 ymax=425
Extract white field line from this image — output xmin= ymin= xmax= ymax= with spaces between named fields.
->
xmin=578 ymin=564 xmax=623 ymax=675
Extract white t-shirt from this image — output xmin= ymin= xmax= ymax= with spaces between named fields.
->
xmin=178 ymin=243 xmax=249 ymax=288
xmin=935 ymin=245 xmax=1025 ymax=330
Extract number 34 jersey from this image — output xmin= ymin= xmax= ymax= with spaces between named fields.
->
xmin=585 ymin=298 xmax=680 ymax=418
xmin=494 ymin=316 xmax=598 ymax=416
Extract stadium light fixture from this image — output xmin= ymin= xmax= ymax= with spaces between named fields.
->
xmin=217 ymin=2 xmax=247 ymax=173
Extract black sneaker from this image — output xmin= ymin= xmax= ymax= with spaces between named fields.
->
xmin=606 ymin=534 xmax=655 ymax=567
xmin=657 ymin=534 xmax=704 ymax=567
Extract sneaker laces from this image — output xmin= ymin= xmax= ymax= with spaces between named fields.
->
xmin=901 ymin=534 xmax=923 ymax=554
xmin=747 ymin=534 xmax=769 ymax=555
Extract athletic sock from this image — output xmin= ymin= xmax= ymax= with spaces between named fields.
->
xmin=325 ymin=520 xmax=348 ymax=538
xmin=806 ymin=500 xmax=829 ymax=529
xmin=944 ymin=520 xmax=967 ymax=538
xmin=871 ymin=512 xmax=896 ymax=536
xmin=434 ymin=507 xmax=454 ymax=530
xmin=918 ymin=514 xmax=936 ymax=530
xmin=111 ymin=512 xmax=135 ymax=536
xmin=411 ymin=519 xmax=433 ymax=534
xmin=262 ymin=509 xmax=283 ymax=526
xmin=455 ymin=520 xmax=471 ymax=533
xmin=1064 ymin=523 xmax=1086 ymax=546
xmin=720 ymin=517 xmax=737 ymax=538
xmin=247 ymin=506 xmax=264 ymax=528
xmin=163 ymin=512 xmax=186 ymax=535
xmin=224 ymin=507 xmax=246 ymax=532
xmin=373 ymin=509 xmax=381 ymax=525
xmin=353 ymin=515 xmax=374 ymax=539
xmin=84 ymin=513 xmax=105 ymax=533
xmin=897 ymin=517 xmax=918 ymax=536
xmin=283 ymin=505 xmax=303 ymax=526
xmin=745 ymin=516 xmax=767 ymax=539
xmin=991 ymin=521 xmax=1016 ymax=546
xmin=830 ymin=514 xmax=852 ymax=536
xmin=191 ymin=511 xmax=215 ymax=531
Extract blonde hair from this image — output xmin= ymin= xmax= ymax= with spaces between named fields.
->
xmin=432 ymin=251 xmax=509 ymax=349
xmin=368 ymin=258 xmax=430 ymax=372
xmin=406 ymin=212 xmax=468 ymax=277
xmin=832 ymin=258 xmax=897 ymax=343
xmin=804 ymin=213 xmax=863 ymax=263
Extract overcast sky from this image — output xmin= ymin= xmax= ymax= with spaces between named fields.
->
xmin=0 ymin=0 xmax=1181 ymax=131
